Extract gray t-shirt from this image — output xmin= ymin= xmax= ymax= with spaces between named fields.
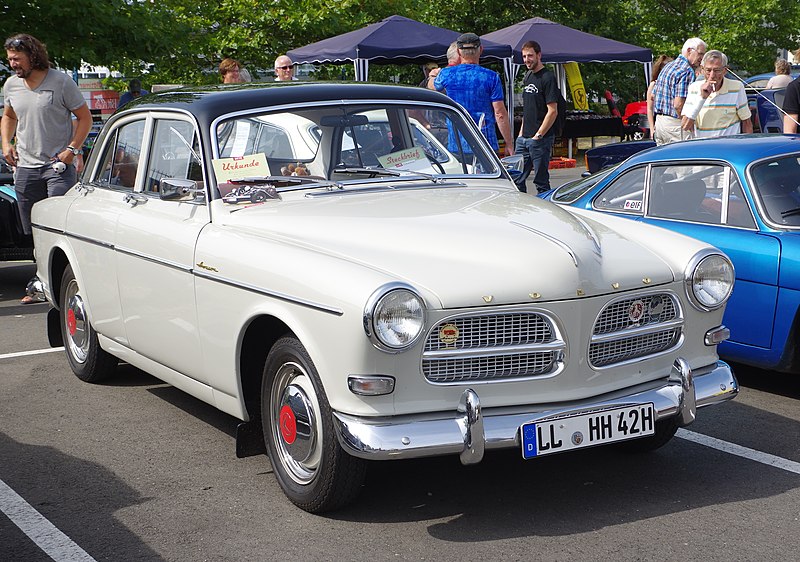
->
xmin=2 ymin=69 xmax=86 ymax=167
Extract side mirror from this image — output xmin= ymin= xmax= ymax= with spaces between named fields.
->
xmin=501 ymin=154 xmax=524 ymax=182
xmin=160 ymin=178 xmax=204 ymax=202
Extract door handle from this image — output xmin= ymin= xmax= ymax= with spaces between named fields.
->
xmin=123 ymin=193 xmax=148 ymax=207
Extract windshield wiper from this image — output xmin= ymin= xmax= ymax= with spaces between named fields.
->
xmin=780 ymin=207 xmax=800 ymax=218
xmin=333 ymin=166 xmax=444 ymax=184
xmin=229 ymin=175 xmax=343 ymax=191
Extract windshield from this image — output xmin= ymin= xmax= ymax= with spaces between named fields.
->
xmin=213 ymin=103 xmax=501 ymax=193
xmin=751 ymin=155 xmax=800 ymax=228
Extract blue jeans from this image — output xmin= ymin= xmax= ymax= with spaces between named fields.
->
xmin=514 ymin=135 xmax=555 ymax=194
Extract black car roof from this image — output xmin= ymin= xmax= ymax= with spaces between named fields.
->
xmin=119 ymin=81 xmax=459 ymax=126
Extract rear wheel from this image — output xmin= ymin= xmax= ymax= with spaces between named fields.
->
xmin=59 ymin=265 xmax=118 ymax=382
xmin=261 ymin=336 xmax=366 ymax=512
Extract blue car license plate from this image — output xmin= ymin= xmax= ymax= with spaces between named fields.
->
xmin=521 ymin=403 xmax=655 ymax=459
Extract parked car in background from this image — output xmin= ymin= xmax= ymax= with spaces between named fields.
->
xmin=32 ymin=82 xmax=737 ymax=512
xmin=744 ymin=71 xmax=800 ymax=89
xmin=543 ymin=134 xmax=800 ymax=374
xmin=0 ymin=153 xmax=35 ymax=262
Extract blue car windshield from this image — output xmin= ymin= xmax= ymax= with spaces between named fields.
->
xmin=552 ymin=164 xmax=618 ymax=203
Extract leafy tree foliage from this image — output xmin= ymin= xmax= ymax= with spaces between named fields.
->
xmin=0 ymin=0 xmax=167 ymax=78
xmin=1 ymin=0 xmax=797 ymax=108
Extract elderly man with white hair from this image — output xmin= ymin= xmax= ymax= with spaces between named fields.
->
xmin=651 ymin=37 xmax=707 ymax=145
xmin=681 ymin=50 xmax=752 ymax=138
xmin=274 ymin=55 xmax=297 ymax=81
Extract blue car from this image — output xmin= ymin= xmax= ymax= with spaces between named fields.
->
xmin=541 ymin=134 xmax=800 ymax=373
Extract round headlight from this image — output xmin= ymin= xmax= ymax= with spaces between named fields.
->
xmin=686 ymin=252 xmax=734 ymax=311
xmin=365 ymin=287 xmax=425 ymax=351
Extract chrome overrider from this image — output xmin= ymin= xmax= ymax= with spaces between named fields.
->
xmin=332 ymin=358 xmax=737 ymax=464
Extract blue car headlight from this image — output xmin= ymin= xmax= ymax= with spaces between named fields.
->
xmin=685 ymin=251 xmax=734 ymax=311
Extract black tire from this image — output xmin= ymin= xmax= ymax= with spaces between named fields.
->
xmin=619 ymin=415 xmax=679 ymax=453
xmin=261 ymin=336 xmax=366 ymax=512
xmin=59 ymin=265 xmax=118 ymax=382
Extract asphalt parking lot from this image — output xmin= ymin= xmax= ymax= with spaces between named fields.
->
xmin=1 ymin=258 xmax=799 ymax=561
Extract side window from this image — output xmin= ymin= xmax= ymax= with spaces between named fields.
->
xmin=593 ymin=167 xmax=646 ymax=214
xmin=93 ymin=120 xmax=145 ymax=190
xmin=726 ymin=173 xmax=757 ymax=228
xmin=649 ymin=164 xmax=723 ymax=224
xmin=144 ymin=119 xmax=203 ymax=194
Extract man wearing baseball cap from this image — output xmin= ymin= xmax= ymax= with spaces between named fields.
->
xmin=429 ymin=32 xmax=513 ymax=157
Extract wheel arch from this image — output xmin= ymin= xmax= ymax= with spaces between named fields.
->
xmin=47 ymin=246 xmax=71 ymax=309
xmin=239 ymin=314 xmax=294 ymax=421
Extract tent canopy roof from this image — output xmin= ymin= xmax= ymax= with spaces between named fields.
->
xmin=482 ymin=17 xmax=651 ymax=65
xmin=287 ymin=15 xmax=512 ymax=66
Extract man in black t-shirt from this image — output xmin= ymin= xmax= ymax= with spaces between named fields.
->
xmin=783 ymin=76 xmax=800 ymax=133
xmin=515 ymin=40 xmax=559 ymax=193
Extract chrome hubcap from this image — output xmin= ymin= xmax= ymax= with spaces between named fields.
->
xmin=271 ymin=362 xmax=321 ymax=484
xmin=64 ymin=280 xmax=89 ymax=363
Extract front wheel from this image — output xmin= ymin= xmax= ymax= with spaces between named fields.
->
xmin=261 ymin=336 xmax=366 ymax=512
xmin=59 ymin=265 xmax=118 ymax=382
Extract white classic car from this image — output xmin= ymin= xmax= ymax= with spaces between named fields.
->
xmin=31 ymin=82 xmax=738 ymax=512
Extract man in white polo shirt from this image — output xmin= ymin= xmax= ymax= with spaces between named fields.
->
xmin=681 ymin=50 xmax=752 ymax=138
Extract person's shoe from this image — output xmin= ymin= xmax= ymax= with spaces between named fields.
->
xmin=20 ymin=294 xmax=45 ymax=305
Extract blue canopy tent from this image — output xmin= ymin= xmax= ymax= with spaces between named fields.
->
xmin=482 ymin=17 xmax=653 ymax=99
xmin=287 ymin=15 xmax=514 ymax=93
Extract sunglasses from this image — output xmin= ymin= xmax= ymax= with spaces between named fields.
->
xmin=4 ymin=38 xmax=26 ymax=50
xmin=276 ymin=65 xmax=293 ymax=70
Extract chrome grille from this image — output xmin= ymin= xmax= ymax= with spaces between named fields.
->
xmin=422 ymin=312 xmax=563 ymax=384
xmin=590 ymin=293 xmax=682 ymax=368
xmin=594 ymin=294 xmax=677 ymax=334
xmin=590 ymin=328 xmax=681 ymax=367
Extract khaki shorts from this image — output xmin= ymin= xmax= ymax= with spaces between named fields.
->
xmin=654 ymin=115 xmax=692 ymax=145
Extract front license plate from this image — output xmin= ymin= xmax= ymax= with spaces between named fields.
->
xmin=521 ymin=403 xmax=655 ymax=459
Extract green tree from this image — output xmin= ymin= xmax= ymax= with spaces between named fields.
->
xmin=0 ymin=0 xmax=169 ymax=79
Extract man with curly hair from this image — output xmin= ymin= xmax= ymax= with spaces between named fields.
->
xmin=2 ymin=33 xmax=91 ymax=302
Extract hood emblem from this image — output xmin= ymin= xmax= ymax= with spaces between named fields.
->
xmin=529 ymin=292 xmax=541 ymax=300
xmin=482 ymin=295 xmax=493 ymax=303
xmin=439 ymin=323 xmax=460 ymax=345
xmin=628 ymin=299 xmax=645 ymax=323
xmin=642 ymin=277 xmax=652 ymax=284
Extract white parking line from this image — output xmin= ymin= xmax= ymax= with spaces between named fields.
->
xmin=678 ymin=429 xmax=800 ymax=475
xmin=0 ymin=347 xmax=64 ymax=360
xmin=0 ymin=478 xmax=96 ymax=562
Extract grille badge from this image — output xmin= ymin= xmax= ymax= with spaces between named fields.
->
xmin=438 ymin=323 xmax=459 ymax=345
xmin=628 ymin=300 xmax=645 ymax=323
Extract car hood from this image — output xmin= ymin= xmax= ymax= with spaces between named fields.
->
xmin=219 ymin=185 xmax=676 ymax=308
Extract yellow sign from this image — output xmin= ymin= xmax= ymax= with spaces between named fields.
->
xmin=212 ymin=154 xmax=272 ymax=183
xmin=564 ymin=62 xmax=588 ymax=110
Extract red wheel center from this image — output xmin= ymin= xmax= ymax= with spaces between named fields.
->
xmin=279 ymin=405 xmax=297 ymax=444
xmin=67 ymin=309 xmax=77 ymax=336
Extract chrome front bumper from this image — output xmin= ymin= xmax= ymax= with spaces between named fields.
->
xmin=333 ymin=358 xmax=737 ymax=465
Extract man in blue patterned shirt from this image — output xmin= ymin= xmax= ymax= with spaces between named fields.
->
xmin=430 ymin=33 xmax=513 ymax=157
xmin=652 ymin=37 xmax=707 ymax=145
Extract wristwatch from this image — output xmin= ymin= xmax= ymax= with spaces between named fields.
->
xmin=533 ymin=133 xmax=543 ymax=140
xmin=66 ymin=145 xmax=81 ymax=155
